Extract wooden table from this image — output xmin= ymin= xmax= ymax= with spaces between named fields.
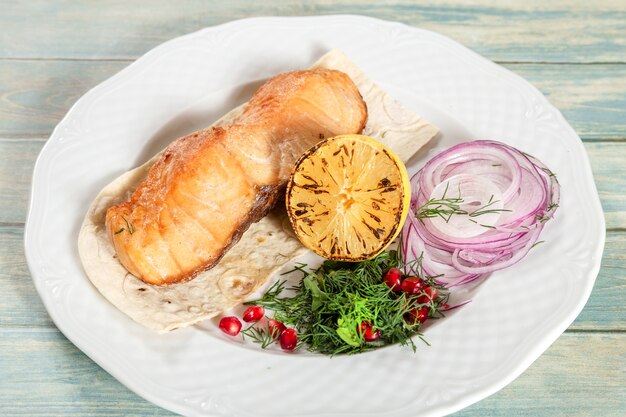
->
xmin=1 ymin=1 xmax=624 ymax=416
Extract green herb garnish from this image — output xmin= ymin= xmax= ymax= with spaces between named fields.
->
xmin=541 ymin=167 xmax=559 ymax=183
xmin=241 ymin=324 xmax=280 ymax=348
xmin=468 ymin=195 xmax=512 ymax=218
xmin=245 ymin=251 xmax=448 ymax=355
xmin=530 ymin=240 xmax=545 ymax=250
xmin=415 ymin=182 xmax=467 ymax=224
xmin=535 ymin=214 xmax=551 ymax=223
xmin=415 ymin=185 xmax=510 ymax=225
xmin=121 ymin=216 xmax=135 ymax=235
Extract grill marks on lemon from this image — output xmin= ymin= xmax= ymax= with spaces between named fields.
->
xmin=286 ymin=134 xmax=410 ymax=261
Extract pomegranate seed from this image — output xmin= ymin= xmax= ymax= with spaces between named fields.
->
xmin=404 ymin=306 xmax=429 ymax=324
xmin=218 ymin=316 xmax=242 ymax=336
xmin=279 ymin=328 xmax=298 ymax=351
xmin=383 ymin=267 xmax=402 ymax=291
xmin=400 ymin=277 xmax=425 ymax=294
xmin=242 ymin=305 xmax=265 ymax=322
xmin=418 ymin=286 xmax=439 ymax=305
xmin=268 ymin=319 xmax=286 ymax=338
xmin=426 ymin=286 xmax=439 ymax=299
xmin=358 ymin=321 xmax=381 ymax=342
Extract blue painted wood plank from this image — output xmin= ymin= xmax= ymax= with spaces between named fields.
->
xmin=504 ymin=64 xmax=626 ymax=140
xmin=0 ymin=1 xmax=624 ymax=63
xmin=1 ymin=3 xmax=624 ymax=417
xmin=0 ymin=61 xmax=128 ymax=137
xmin=455 ymin=334 xmax=626 ymax=417
xmin=584 ymin=142 xmax=626 ymax=230
xmin=3 ymin=140 xmax=624 ymax=228
xmin=0 ymin=328 xmax=175 ymax=416
xmin=571 ymin=232 xmax=626 ymax=329
xmin=0 ymin=60 xmax=624 ymax=139
xmin=0 ymin=225 xmax=623 ymax=330
xmin=0 ymin=227 xmax=53 ymax=327
xmin=0 ymin=328 xmax=622 ymax=416
xmin=0 ymin=139 xmax=44 ymax=224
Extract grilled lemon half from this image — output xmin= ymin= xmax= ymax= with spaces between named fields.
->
xmin=286 ymin=134 xmax=410 ymax=261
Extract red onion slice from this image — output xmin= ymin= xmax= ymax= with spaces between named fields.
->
xmin=401 ymin=140 xmax=560 ymax=287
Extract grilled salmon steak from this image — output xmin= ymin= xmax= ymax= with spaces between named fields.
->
xmin=106 ymin=69 xmax=368 ymax=285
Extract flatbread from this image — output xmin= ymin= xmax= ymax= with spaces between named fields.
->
xmin=78 ymin=49 xmax=439 ymax=332
xmin=312 ymin=50 xmax=438 ymax=162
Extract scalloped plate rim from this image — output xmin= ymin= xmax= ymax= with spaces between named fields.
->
xmin=24 ymin=15 xmax=606 ymax=417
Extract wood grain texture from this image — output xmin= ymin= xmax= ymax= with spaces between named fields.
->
xmin=0 ymin=328 xmax=174 ymax=416
xmin=0 ymin=60 xmax=128 ymax=137
xmin=1 ymin=1 xmax=625 ymax=63
xmin=0 ymin=139 xmax=42 ymax=225
xmin=1 ymin=2 xmax=624 ymax=416
xmin=508 ymin=64 xmax=626 ymax=140
xmin=1 ymin=224 xmax=623 ymax=330
xmin=0 ymin=227 xmax=53 ymax=327
xmin=586 ymin=142 xmax=626 ymax=230
xmin=0 ymin=328 xmax=623 ymax=416
xmin=570 ymin=232 xmax=626 ymax=330
xmin=456 ymin=332 xmax=626 ymax=417
xmin=3 ymin=139 xmax=623 ymax=228
xmin=0 ymin=60 xmax=625 ymax=138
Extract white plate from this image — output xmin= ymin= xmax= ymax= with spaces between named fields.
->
xmin=25 ymin=15 xmax=605 ymax=417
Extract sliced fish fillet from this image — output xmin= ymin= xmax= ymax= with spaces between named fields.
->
xmin=106 ymin=69 xmax=367 ymax=285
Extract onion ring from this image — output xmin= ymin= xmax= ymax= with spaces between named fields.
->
xmin=401 ymin=140 xmax=560 ymax=286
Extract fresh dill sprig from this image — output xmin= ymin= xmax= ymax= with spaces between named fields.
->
xmin=121 ymin=216 xmax=135 ymax=235
xmin=414 ymin=184 xmax=511 ymax=226
xmin=547 ymin=202 xmax=559 ymax=212
xmin=241 ymin=324 xmax=280 ymax=348
xmin=468 ymin=195 xmax=512 ymax=217
xmin=244 ymin=251 xmax=448 ymax=356
xmin=535 ymin=214 xmax=551 ymax=223
xmin=415 ymin=197 xmax=467 ymax=223
xmin=540 ymin=167 xmax=559 ymax=184
xmin=402 ymin=251 xmax=443 ymax=282
xmin=415 ymin=182 xmax=467 ymax=224
xmin=530 ymin=240 xmax=545 ymax=250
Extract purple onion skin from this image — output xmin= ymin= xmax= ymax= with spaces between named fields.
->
xmin=401 ymin=140 xmax=560 ymax=287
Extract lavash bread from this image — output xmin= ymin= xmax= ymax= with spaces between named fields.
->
xmin=78 ymin=49 xmax=439 ymax=332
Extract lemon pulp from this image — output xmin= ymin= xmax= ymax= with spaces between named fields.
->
xmin=286 ymin=134 xmax=410 ymax=261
